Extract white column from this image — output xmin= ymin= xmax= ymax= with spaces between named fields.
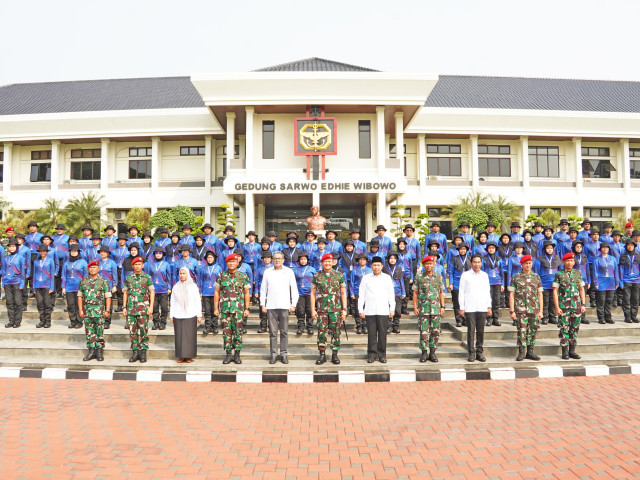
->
xmin=3 ymin=142 xmax=12 ymax=193
xmin=376 ymin=106 xmax=385 ymax=173
xmin=312 ymin=191 xmax=320 ymax=207
xmin=365 ymin=202 xmax=374 ymax=240
xmin=377 ymin=192 xmax=388 ymax=230
xmin=245 ymin=107 xmax=254 ymax=172
xmin=520 ymin=136 xmax=530 ymax=218
xmin=394 ymin=112 xmax=404 ymax=174
xmin=204 ymin=135 xmax=212 ymax=189
xmin=50 ymin=140 xmax=60 ymax=194
xmin=417 ymin=134 xmax=426 ymax=188
xmin=100 ymin=138 xmax=109 ymax=192
xmin=226 ymin=112 xmax=236 ymax=173
xmin=470 ymin=135 xmax=479 ymax=189
xmin=238 ymin=203 xmax=246 ymax=239
xmin=245 ymin=192 xmax=255 ymax=233
xmin=257 ymin=203 xmax=265 ymax=234
xmin=151 ymin=137 xmax=161 ymax=193
xmin=573 ymin=138 xmax=583 ymax=216
xmin=621 ymin=138 xmax=632 ymax=218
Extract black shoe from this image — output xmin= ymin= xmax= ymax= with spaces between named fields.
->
xmin=96 ymin=348 xmax=104 ymax=361
xmin=281 ymin=355 xmax=288 ymax=364
xmin=492 ymin=319 xmax=501 ymax=326
xmin=296 ymin=327 xmax=303 ymax=335
xmin=512 ymin=320 xmax=517 ymax=326
xmin=379 ymin=357 xmax=387 ymax=363
xmin=581 ymin=318 xmax=590 ymax=324
xmin=368 ymin=354 xmax=376 ymax=363
xmin=36 ymin=321 xmax=45 ymax=328
xmin=114 ymin=307 xmax=122 ymax=313
xmin=139 ymin=350 xmax=147 ymax=363
xmin=526 ymin=346 xmax=540 ymax=361
xmin=362 ymin=327 xmax=368 ymax=334
xmin=233 ymin=351 xmax=242 ymax=364
xmin=401 ymin=308 xmax=409 ymax=315
xmin=151 ymin=324 xmax=159 ymax=330
xmin=269 ymin=353 xmax=277 ymax=364
xmin=568 ymin=345 xmax=581 ymax=359
xmin=516 ymin=346 xmax=525 ymax=361
xmin=541 ymin=319 xmax=548 ymax=325
xmin=257 ymin=327 xmax=265 ymax=333
xmin=44 ymin=323 xmax=51 ymax=329
xmin=606 ymin=319 xmax=615 ymax=324
xmin=356 ymin=326 xmax=362 ymax=334
xmin=467 ymin=353 xmax=475 ymax=362
xmin=306 ymin=326 xmax=313 ymax=334
xmin=68 ymin=323 xmax=75 ymax=329
xmin=12 ymin=323 xmax=20 ymax=328
xmin=83 ymin=348 xmax=96 ymax=361
xmin=486 ymin=319 xmax=492 ymax=327
xmin=598 ymin=319 xmax=606 ymax=324
xmin=386 ymin=327 xmax=391 ymax=334
xmin=331 ymin=351 xmax=340 ymax=365
xmin=63 ymin=307 xmax=67 ymax=312
xmin=549 ymin=318 xmax=558 ymax=324
xmin=74 ymin=323 xmax=82 ymax=329
xmin=476 ymin=352 xmax=486 ymax=362
xmin=633 ymin=318 xmax=640 ymax=323
xmin=419 ymin=351 xmax=428 ymax=363
xmin=456 ymin=320 xmax=462 ymax=327
xmin=561 ymin=345 xmax=569 ymax=359
xmin=625 ymin=319 xmax=632 ymax=323
xmin=212 ymin=326 xmax=219 ymax=334
xmin=223 ymin=351 xmax=233 ymax=364
xmin=316 ymin=352 xmax=326 ymax=365
xmin=242 ymin=328 xmax=247 ymax=334
xmin=104 ymin=322 xmax=110 ymax=330
xmin=392 ymin=326 xmax=399 ymax=334
xmin=22 ymin=306 xmax=27 ymax=311
xmin=129 ymin=350 xmax=139 ymax=363
xmin=428 ymin=349 xmax=438 ymax=362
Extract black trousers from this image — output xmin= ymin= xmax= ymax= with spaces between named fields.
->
xmin=391 ymin=296 xmax=402 ymax=328
xmin=451 ymin=289 xmax=464 ymax=324
xmin=202 ymin=295 xmax=219 ymax=329
xmin=295 ymin=295 xmax=313 ymax=329
xmin=588 ymin=265 xmax=596 ymax=304
xmin=66 ymin=291 xmax=80 ymax=325
xmin=596 ymin=290 xmax=616 ymax=322
xmin=487 ymin=284 xmax=501 ymax=322
xmin=502 ymin=272 xmax=510 ymax=307
xmin=465 ymin=311 xmax=485 ymax=354
xmin=351 ymin=294 xmax=362 ymax=326
xmin=616 ymin=287 xmax=624 ymax=306
xmin=402 ymin=278 xmax=411 ymax=310
xmin=27 ymin=253 xmax=37 ymax=293
xmin=35 ymin=288 xmax=53 ymax=325
xmin=623 ymin=283 xmax=640 ymax=321
xmin=542 ymin=289 xmax=556 ymax=322
xmin=5 ymin=284 xmax=23 ymax=326
xmin=55 ymin=263 xmax=63 ymax=294
xmin=115 ymin=267 xmax=123 ymax=308
xmin=153 ymin=292 xmax=169 ymax=326
xmin=366 ymin=315 xmax=388 ymax=357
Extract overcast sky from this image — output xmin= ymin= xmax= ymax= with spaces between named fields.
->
xmin=2 ymin=0 xmax=638 ymax=85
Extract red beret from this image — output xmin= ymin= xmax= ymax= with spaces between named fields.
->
xmin=87 ymin=260 xmax=100 ymax=268
xmin=422 ymin=255 xmax=436 ymax=263
xmin=5 ymin=227 xmax=13 ymax=232
xmin=562 ymin=253 xmax=575 ymax=261
xmin=321 ymin=253 xmax=333 ymax=263
xmin=520 ymin=255 xmax=532 ymax=264
xmin=225 ymin=253 xmax=239 ymax=262
xmin=626 ymin=222 xmax=634 ymax=228
xmin=131 ymin=256 xmax=144 ymax=265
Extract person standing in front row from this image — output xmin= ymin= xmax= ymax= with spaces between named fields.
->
xmin=170 ymin=267 xmax=202 ymax=363
xmin=459 ymin=254 xmax=492 ymax=363
xmin=33 ymin=244 xmax=56 ymax=329
xmin=358 ymin=256 xmax=395 ymax=364
xmin=509 ymin=255 xmax=543 ymax=362
xmin=122 ymin=256 xmax=155 ymax=363
xmin=553 ymin=253 xmax=586 ymax=360
xmin=413 ymin=255 xmax=445 ymax=363
xmin=78 ymin=260 xmax=111 ymax=362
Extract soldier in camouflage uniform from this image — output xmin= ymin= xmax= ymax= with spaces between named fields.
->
xmin=311 ymin=253 xmax=348 ymax=365
xmin=122 ymin=256 xmax=155 ymax=363
xmin=553 ymin=252 xmax=586 ymax=360
xmin=78 ymin=260 xmax=111 ymax=362
xmin=508 ymin=255 xmax=544 ymax=361
xmin=214 ymin=253 xmax=251 ymax=365
xmin=413 ymin=255 xmax=445 ymax=363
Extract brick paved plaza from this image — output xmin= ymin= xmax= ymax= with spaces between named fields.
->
xmin=0 ymin=375 xmax=639 ymax=479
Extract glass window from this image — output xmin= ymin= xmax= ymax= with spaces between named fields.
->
xmin=582 ymin=147 xmax=610 ymax=157
xmin=180 ymin=146 xmax=205 ymax=156
xmin=222 ymin=145 xmax=240 ymax=156
xmin=428 ymin=157 xmax=461 ymax=176
xmin=583 ymin=160 xmax=615 ymax=179
xmin=31 ymin=150 xmax=52 ymax=160
xmin=428 ymin=208 xmax=443 ymax=217
xmin=129 ymin=147 xmax=152 ymax=157
xmin=129 ymin=160 xmax=151 ymax=179
xmin=71 ymin=161 xmax=101 ymax=181
xmin=529 ymin=146 xmax=560 ymax=178
xmin=531 ymin=207 xmax=561 ymax=216
xmin=478 ymin=145 xmax=510 ymax=155
xmin=0 ymin=163 xmax=3 ymax=183
xmin=631 ymin=160 xmax=640 ymax=179
xmin=30 ymin=163 xmax=51 ymax=182
xmin=479 ymin=158 xmax=511 ymax=177
xmin=358 ymin=120 xmax=371 ymax=159
xmin=262 ymin=121 xmax=275 ymax=159
xmin=588 ymin=208 xmax=612 ymax=218
xmin=389 ymin=144 xmax=406 ymax=155
xmin=630 ymin=148 xmax=640 ymax=158
xmin=70 ymin=148 xmax=101 ymax=159
xmin=427 ymin=144 xmax=461 ymax=154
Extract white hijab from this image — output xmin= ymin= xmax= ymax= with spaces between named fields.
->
xmin=173 ymin=267 xmax=198 ymax=312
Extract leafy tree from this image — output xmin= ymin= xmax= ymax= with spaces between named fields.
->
xmin=492 ymin=195 xmax=520 ymax=230
xmin=63 ymin=192 xmax=106 ymax=235
xmin=540 ymin=208 xmax=560 ymax=229
xmin=35 ymin=198 xmax=66 ymax=234
xmin=456 ymin=208 xmax=488 ymax=234
xmin=413 ymin=213 xmax=431 ymax=244
xmin=567 ymin=214 xmax=584 ymax=231
xmin=124 ymin=207 xmax=151 ymax=234
xmin=149 ymin=210 xmax=177 ymax=233
xmin=390 ymin=204 xmax=410 ymax=239
xmin=479 ymin=203 xmax=507 ymax=231
xmin=443 ymin=191 xmax=518 ymax=235
xmin=170 ymin=205 xmax=196 ymax=229
xmin=0 ymin=208 xmax=29 ymax=233
xmin=216 ymin=203 xmax=236 ymax=236
xmin=524 ymin=213 xmax=542 ymax=230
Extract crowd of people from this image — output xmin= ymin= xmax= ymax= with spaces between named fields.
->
xmin=0 ymin=217 xmax=638 ymax=365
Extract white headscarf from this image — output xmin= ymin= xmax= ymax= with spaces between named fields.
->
xmin=173 ymin=267 xmax=197 ymax=312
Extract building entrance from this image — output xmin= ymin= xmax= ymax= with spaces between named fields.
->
xmin=265 ymin=205 xmax=365 ymax=242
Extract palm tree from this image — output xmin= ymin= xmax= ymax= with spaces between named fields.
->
xmin=35 ymin=198 xmax=66 ymax=234
xmin=442 ymin=191 xmax=490 ymax=220
xmin=64 ymin=192 xmax=107 ymax=235
xmin=492 ymin=195 xmax=520 ymax=231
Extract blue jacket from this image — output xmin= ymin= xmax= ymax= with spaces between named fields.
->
xmin=447 ymin=252 xmax=471 ymax=289
xmin=325 ymin=240 xmax=343 ymax=256
xmin=300 ymin=241 xmax=318 ymax=257
xmin=349 ymin=265 xmax=372 ymax=296
xmin=510 ymin=232 xmax=524 ymax=244
xmin=373 ymin=236 xmax=393 ymax=257
xmin=154 ymin=237 xmax=171 ymax=249
xmin=537 ymin=237 xmax=557 ymax=255
xmin=126 ymin=235 xmax=141 ymax=248
xmin=367 ymin=250 xmax=386 ymax=267
xmin=179 ymin=234 xmax=196 ymax=250
xmin=101 ymin=235 xmax=118 ymax=253
xmin=203 ymin=234 xmax=218 ymax=253
xmin=396 ymin=250 xmax=415 ymax=279
xmin=111 ymin=246 xmax=129 ymax=269
xmin=18 ymin=245 xmax=31 ymax=276
xmin=403 ymin=237 xmax=421 ymax=265
xmin=532 ymin=232 xmax=545 ymax=244
xmin=52 ymin=234 xmax=69 ymax=267
xmin=383 ymin=264 xmax=406 ymax=296
xmin=351 ymin=239 xmax=367 ymax=255
xmin=460 ymin=233 xmax=475 ymax=250
xmin=609 ymin=242 xmax=625 ymax=261
xmin=62 ymin=258 xmax=88 ymax=292
xmin=487 ymin=233 xmax=500 ymax=244
xmin=84 ymin=246 xmax=101 ymax=264
xmin=572 ymin=252 xmax=591 ymax=285
xmin=592 ymin=255 xmax=620 ymax=291
xmin=554 ymin=231 xmax=570 ymax=244
xmin=33 ymin=256 xmax=56 ymax=290
xmin=173 ymin=257 xmax=199 ymax=285
xmin=536 ymin=253 xmax=562 ymax=290
xmin=237 ymin=263 xmax=254 ymax=294
xmin=98 ymin=257 xmax=118 ymax=290
xmin=25 ymin=232 xmax=43 ymax=254
xmin=507 ymin=255 xmax=524 ymax=286
xmin=619 ymin=251 xmax=640 ymax=286
xmin=242 ymin=242 xmax=261 ymax=265
xmin=523 ymin=240 xmax=538 ymax=258
xmin=197 ymin=263 xmax=222 ymax=296
xmin=425 ymin=232 xmax=448 ymax=255
xmin=254 ymin=263 xmax=273 ymax=295
xmin=269 ymin=241 xmax=283 ymax=253
xmin=473 ymin=243 xmax=488 ymax=258
xmin=482 ymin=254 xmax=503 ymax=286
xmin=577 ymin=229 xmax=592 ymax=245
xmin=294 ymin=264 xmax=317 ymax=296
xmin=556 ymin=238 xmax=574 ymax=259
xmin=4 ymin=253 xmax=26 ymax=286
xmin=310 ymin=249 xmax=330 ymax=270
xmin=78 ymin=236 xmax=93 ymax=253
xmin=585 ymin=241 xmax=602 ymax=265
xmin=217 ymin=238 xmax=240 ymax=269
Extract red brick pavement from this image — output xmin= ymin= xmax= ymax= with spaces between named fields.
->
xmin=0 ymin=376 xmax=639 ymax=479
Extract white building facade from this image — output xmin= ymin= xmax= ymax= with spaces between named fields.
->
xmin=0 ymin=58 xmax=639 ymax=240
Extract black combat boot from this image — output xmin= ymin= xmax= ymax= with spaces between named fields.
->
xmin=5 ymin=321 xmax=14 ymax=328
xmin=159 ymin=323 xmax=166 ymax=331
xmin=331 ymin=351 xmax=340 ymax=365
xmin=568 ymin=344 xmax=581 ymax=359
xmin=151 ymin=322 xmax=159 ymax=330
xmin=368 ymin=354 xmax=376 ymax=363
xmin=297 ymin=325 xmax=303 ymax=335
xmin=516 ymin=346 xmax=525 ymax=361
xmin=486 ymin=319 xmax=492 ymax=327
xmin=139 ymin=350 xmax=147 ymax=363
xmin=419 ymin=351 xmax=428 ymax=363
xmin=526 ymin=346 xmax=540 ymax=361
xmin=561 ymin=345 xmax=569 ymax=359
xmin=44 ymin=321 xmax=51 ymax=329
xmin=129 ymin=350 xmax=139 ymax=362
xmin=212 ymin=324 xmax=218 ymax=334
xmin=429 ymin=349 xmax=438 ymax=363
xmin=581 ymin=317 xmax=590 ymax=324
xmin=83 ymin=348 xmax=96 ymax=361
xmin=104 ymin=321 xmax=110 ymax=330
xmin=233 ymin=351 xmax=242 ymax=364
xmin=269 ymin=353 xmax=277 ymax=364
xmin=95 ymin=348 xmax=104 ymax=361
xmin=356 ymin=326 xmax=362 ymax=335
xmin=36 ymin=321 xmax=45 ymax=328
xmin=306 ymin=326 xmax=313 ymax=335
xmin=362 ymin=325 xmax=368 ymax=334
xmin=316 ymin=351 xmax=326 ymax=365
xmin=222 ymin=351 xmax=233 ymax=364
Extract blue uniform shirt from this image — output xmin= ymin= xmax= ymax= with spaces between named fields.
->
xmin=482 ymin=254 xmax=503 ymax=286
xmin=33 ymin=256 xmax=56 ymax=290
xmin=25 ymin=232 xmax=43 ymax=254
xmin=592 ymin=255 xmax=619 ymax=291
xmin=98 ymin=257 xmax=118 ymax=290
xmin=294 ymin=264 xmax=317 ymax=296
xmin=62 ymin=258 xmax=88 ymax=292
xmin=101 ymin=235 xmax=118 ymax=253
xmin=4 ymin=253 xmax=26 ymax=287
xmin=197 ymin=262 xmax=222 ymax=297
xmin=349 ymin=265 xmax=372 ymax=296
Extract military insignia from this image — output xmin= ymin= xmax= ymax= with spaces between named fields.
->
xmin=295 ymin=118 xmax=337 ymax=155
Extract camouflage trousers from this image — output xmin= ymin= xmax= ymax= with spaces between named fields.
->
xmin=516 ymin=313 xmax=539 ymax=347
xmin=221 ymin=310 xmax=243 ymax=352
xmin=419 ymin=315 xmax=440 ymax=351
xmin=127 ymin=314 xmax=149 ymax=350
xmin=317 ymin=312 xmax=341 ymax=352
xmin=558 ymin=309 xmax=581 ymax=346
xmin=84 ymin=316 xmax=105 ymax=349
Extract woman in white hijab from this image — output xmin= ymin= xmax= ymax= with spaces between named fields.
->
xmin=170 ymin=267 xmax=202 ymax=363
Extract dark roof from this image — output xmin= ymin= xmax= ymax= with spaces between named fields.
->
xmin=254 ymin=57 xmax=378 ymax=72
xmin=0 ymin=76 xmax=204 ymax=115
xmin=426 ymin=75 xmax=640 ymax=113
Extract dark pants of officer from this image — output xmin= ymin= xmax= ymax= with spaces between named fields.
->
xmin=115 ymin=267 xmax=123 ymax=308
xmin=295 ymin=295 xmax=313 ymax=330
xmin=502 ymin=272 xmax=510 ymax=307
xmin=28 ymin=253 xmax=37 ymax=294
xmin=153 ymin=292 xmax=169 ymax=327
xmin=35 ymin=288 xmax=53 ymax=326
xmin=451 ymin=289 xmax=464 ymax=325
xmin=202 ymin=295 xmax=218 ymax=331
xmin=542 ymin=289 xmax=557 ymax=323
xmin=65 ymin=291 xmax=81 ymax=326
xmin=402 ymin=278 xmax=411 ymax=311
xmin=588 ymin=264 xmax=596 ymax=305
xmin=5 ymin=284 xmax=23 ymax=326
xmin=55 ymin=263 xmax=63 ymax=295
xmin=623 ymin=283 xmax=640 ymax=322
xmin=391 ymin=295 xmax=402 ymax=330
xmin=465 ymin=311 xmax=485 ymax=354
xmin=487 ymin=284 xmax=501 ymax=324
xmin=366 ymin=314 xmax=388 ymax=358
xmin=616 ymin=287 xmax=624 ymax=306
xmin=596 ymin=290 xmax=616 ymax=323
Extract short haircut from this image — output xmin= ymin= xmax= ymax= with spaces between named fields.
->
xmin=470 ymin=254 xmax=483 ymax=262
xmin=272 ymin=251 xmax=284 ymax=259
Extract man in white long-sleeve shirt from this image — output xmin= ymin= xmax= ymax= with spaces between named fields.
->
xmin=459 ymin=254 xmax=492 ymax=363
xmin=358 ymin=256 xmax=395 ymax=363
xmin=260 ymin=251 xmax=299 ymax=364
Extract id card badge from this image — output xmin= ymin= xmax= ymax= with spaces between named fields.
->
xmin=548 ymin=269 xmax=552 ymax=275
xmin=209 ymin=283 xmax=213 ymax=289
xmin=492 ymin=270 xmax=497 ymax=278
xmin=39 ymin=275 xmax=42 ymax=282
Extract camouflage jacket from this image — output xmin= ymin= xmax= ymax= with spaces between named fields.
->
xmin=412 ymin=272 xmax=444 ymax=316
xmin=78 ymin=276 xmax=111 ymax=317
xmin=508 ymin=272 xmax=543 ymax=314
xmin=553 ymin=269 xmax=585 ymax=310
xmin=216 ymin=270 xmax=250 ymax=314
xmin=312 ymin=270 xmax=345 ymax=314
xmin=123 ymin=272 xmax=154 ymax=315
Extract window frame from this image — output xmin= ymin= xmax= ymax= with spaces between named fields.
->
xmin=70 ymin=161 xmax=101 ymax=181
xmin=29 ymin=163 xmax=51 ymax=182
xmin=631 ymin=159 xmax=640 ymax=179
xmin=427 ymin=157 xmax=462 ymax=176
xmin=478 ymin=157 xmax=511 ymax=177
xmin=129 ymin=147 xmax=152 ymax=157
xmin=179 ymin=146 xmax=206 ymax=156
xmin=358 ymin=120 xmax=371 ymax=159
xmin=31 ymin=150 xmax=52 ymax=161
xmin=70 ymin=148 xmax=101 ymax=159
xmin=262 ymin=121 xmax=275 ymax=159
xmin=128 ymin=159 xmax=152 ymax=180
xmin=528 ymin=146 xmax=560 ymax=178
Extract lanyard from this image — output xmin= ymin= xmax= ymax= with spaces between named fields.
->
xmin=487 ymin=255 xmax=498 ymax=269
xmin=460 ymin=253 xmax=468 ymax=266
xmin=390 ymin=265 xmax=397 ymax=277
xmin=545 ymin=254 xmax=554 ymax=269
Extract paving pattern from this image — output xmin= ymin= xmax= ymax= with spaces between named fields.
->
xmin=1 ymin=375 xmax=639 ymax=479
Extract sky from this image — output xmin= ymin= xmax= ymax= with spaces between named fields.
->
xmin=1 ymin=0 xmax=639 ymax=85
